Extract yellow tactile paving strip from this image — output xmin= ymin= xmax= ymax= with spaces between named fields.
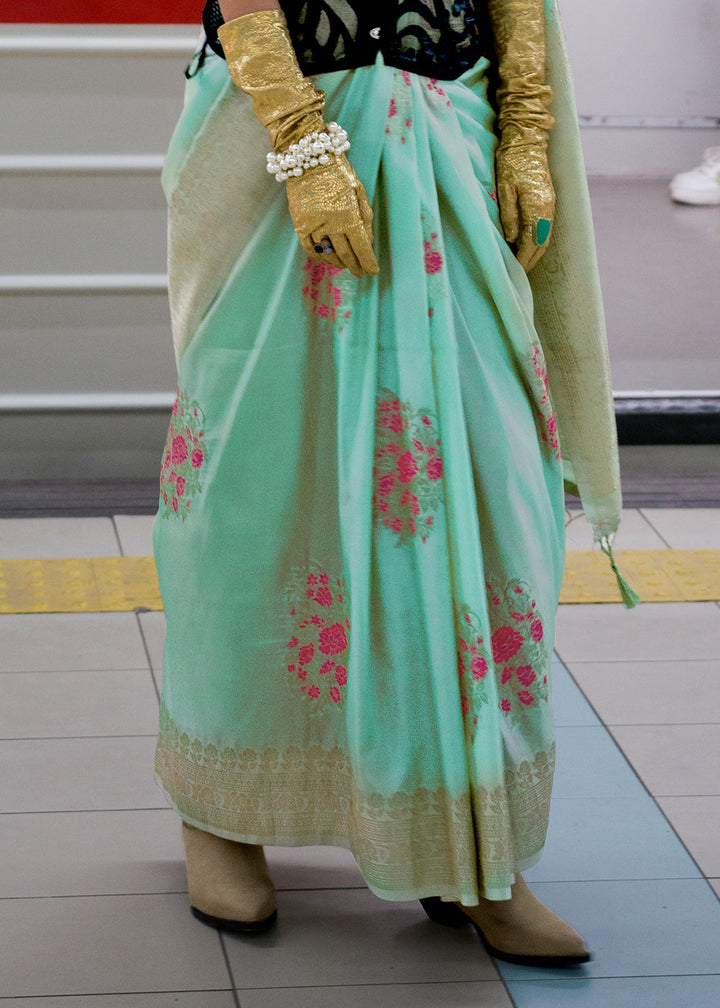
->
xmin=559 ymin=549 xmax=720 ymax=604
xmin=0 ymin=552 xmax=718 ymax=613
xmin=0 ymin=557 xmax=162 ymax=614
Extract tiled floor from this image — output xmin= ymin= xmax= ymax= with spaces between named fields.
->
xmin=1 ymin=512 xmax=719 ymax=1006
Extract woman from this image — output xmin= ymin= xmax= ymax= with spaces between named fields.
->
xmin=154 ymin=0 xmax=625 ymax=967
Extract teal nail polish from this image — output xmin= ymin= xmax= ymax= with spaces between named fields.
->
xmin=535 ymin=218 xmax=551 ymax=245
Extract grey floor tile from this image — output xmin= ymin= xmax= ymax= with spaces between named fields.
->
xmin=0 ymin=613 xmax=149 ymax=673
xmin=114 ymin=514 xmax=156 ymax=557
xmin=224 ymin=888 xmax=498 ymax=988
xmin=0 ymin=894 xmax=230 ymax=997
xmin=555 ymin=602 xmax=720 ymax=663
xmin=550 ymin=660 xmax=599 ymax=727
xmin=0 ymin=994 xmax=236 ymax=1008
xmin=497 ymin=879 xmax=720 ymax=981
xmin=508 ymin=975 xmax=720 ymax=1008
xmin=526 ymin=794 xmax=699 ymax=884
xmin=0 ymin=669 xmax=159 ymax=739
xmin=237 ymin=982 xmax=513 ymax=1008
xmin=0 ymin=809 xmax=185 ymax=898
xmin=640 ymin=508 xmax=720 ymax=549
xmin=568 ymin=660 xmax=720 ymax=725
xmin=565 ymin=509 xmax=668 ymax=551
xmin=0 ymin=517 xmax=120 ymax=559
xmin=552 ymin=726 xmax=649 ymax=800
xmin=610 ymin=724 xmax=720 ymax=797
xmin=710 ymin=878 xmax=720 ymax=899
xmin=656 ymin=797 xmax=720 ymax=877
xmin=0 ymin=736 xmax=162 ymax=812
xmin=266 ymin=844 xmax=366 ymax=891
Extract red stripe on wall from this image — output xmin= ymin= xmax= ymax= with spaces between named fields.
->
xmin=2 ymin=3 xmax=200 ymax=23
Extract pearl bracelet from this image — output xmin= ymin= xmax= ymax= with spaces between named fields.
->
xmin=266 ymin=121 xmax=351 ymax=182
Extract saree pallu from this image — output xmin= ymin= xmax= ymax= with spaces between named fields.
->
xmin=154 ymin=51 xmax=568 ymax=904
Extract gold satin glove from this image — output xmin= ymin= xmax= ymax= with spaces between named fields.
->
xmin=217 ymin=11 xmax=378 ymax=278
xmin=488 ymin=0 xmax=555 ymax=272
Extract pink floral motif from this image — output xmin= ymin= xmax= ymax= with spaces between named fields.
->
xmin=285 ymin=563 xmax=350 ymax=712
xmin=385 ymin=70 xmax=414 ymax=141
xmin=490 ymin=578 xmax=549 ymax=723
xmin=470 ymin=655 xmax=488 ymax=680
xmin=159 ymin=389 xmax=208 ymax=521
xmin=427 ymin=78 xmax=452 ymax=107
xmin=302 ymin=257 xmax=350 ymax=326
xmin=420 ymin=214 xmax=446 ymax=315
xmin=397 ymin=450 xmax=419 ymax=484
xmin=516 ymin=665 xmax=537 ymax=687
xmin=531 ymin=345 xmax=561 ymax=458
xmin=491 ymin=626 xmax=524 ymax=663
xmin=315 ymin=585 xmax=333 ymax=606
xmin=457 ymin=578 xmax=550 ymax=736
xmin=372 ymin=391 xmax=445 ymax=544
xmin=456 ymin=611 xmax=493 ymax=740
xmin=424 ymin=242 xmax=443 ymax=275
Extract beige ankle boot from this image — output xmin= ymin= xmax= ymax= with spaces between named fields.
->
xmin=181 ymin=821 xmax=277 ymax=932
xmin=422 ymin=874 xmax=590 ymax=967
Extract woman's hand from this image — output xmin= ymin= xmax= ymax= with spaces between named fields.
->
xmin=286 ymin=153 xmax=378 ymax=277
xmin=495 ymin=139 xmax=554 ymax=272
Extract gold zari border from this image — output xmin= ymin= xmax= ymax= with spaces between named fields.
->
xmin=155 ymin=706 xmax=555 ymax=900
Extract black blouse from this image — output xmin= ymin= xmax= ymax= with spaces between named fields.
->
xmin=200 ymin=0 xmax=491 ymax=81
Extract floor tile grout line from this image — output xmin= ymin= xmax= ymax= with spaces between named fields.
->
xmin=637 ymin=507 xmax=676 ymax=550
xmin=565 ymin=656 xmax=720 ymax=665
xmin=111 ymin=514 xmax=126 ymax=557
xmin=507 ymin=971 xmax=720 ymax=982
xmin=219 ymin=933 xmax=243 ymax=1008
xmin=603 ymin=722 xmax=720 ymax=728
xmin=0 ymin=667 xmax=153 ymax=675
xmin=232 ymin=980 xmax=522 ymax=990
xmin=0 ymin=733 xmax=158 ymax=741
xmin=135 ymin=609 xmax=162 ymax=705
xmin=0 ymin=988 xmax=238 ymax=998
xmin=8 ymin=877 xmax=716 ymax=901
xmin=0 ymin=807 xmax=168 ymax=816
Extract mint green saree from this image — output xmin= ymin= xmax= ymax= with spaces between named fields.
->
xmin=154 ymin=4 xmax=620 ymax=904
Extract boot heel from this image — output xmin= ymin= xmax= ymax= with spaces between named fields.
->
xmin=420 ymin=897 xmax=470 ymax=928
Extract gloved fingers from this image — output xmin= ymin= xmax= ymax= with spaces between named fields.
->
xmin=515 ymin=229 xmax=547 ymax=272
xmin=318 ymin=231 xmax=363 ymax=278
xmin=298 ymin=232 xmax=346 ymax=271
xmin=346 ymin=224 xmax=379 ymax=277
xmin=497 ymin=179 xmax=520 ymax=244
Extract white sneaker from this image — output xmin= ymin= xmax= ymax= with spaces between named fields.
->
xmin=670 ymin=147 xmax=720 ymax=205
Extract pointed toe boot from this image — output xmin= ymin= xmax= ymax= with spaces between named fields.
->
xmin=421 ymin=874 xmax=590 ymax=968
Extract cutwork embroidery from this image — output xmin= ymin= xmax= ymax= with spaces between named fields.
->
xmin=284 ymin=562 xmax=350 ymax=712
xmin=373 ymin=391 xmax=444 ymax=544
xmin=159 ymin=388 xmax=208 ymax=520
